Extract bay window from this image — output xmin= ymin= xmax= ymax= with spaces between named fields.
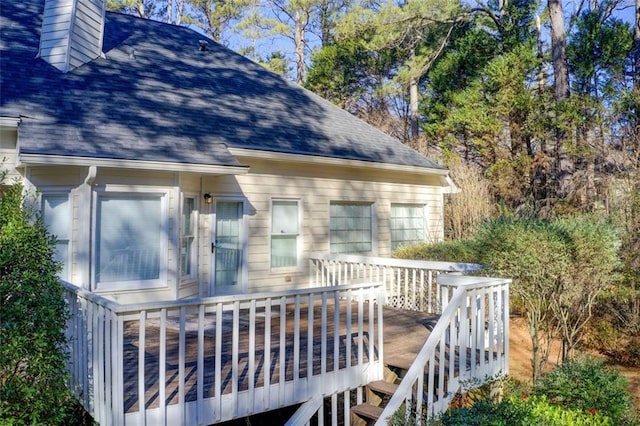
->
xmin=42 ymin=193 xmax=71 ymax=280
xmin=180 ymin=195 xmax=197 ymax=281
xmin=94 ymin=192 xmax=167 ymax=290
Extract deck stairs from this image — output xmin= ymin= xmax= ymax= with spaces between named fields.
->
xmin=350 ymin=360 xmax=459 ymax=426
xmin=350 ymin=365 xmax=401 ymax=425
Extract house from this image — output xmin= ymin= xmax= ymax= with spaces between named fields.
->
xmin=1 ymin=0 xmax=454 ymax=304
xmin=1 ymin=2 xmax=509 ymax=425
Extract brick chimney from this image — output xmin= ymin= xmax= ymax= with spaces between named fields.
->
xmin=38 ymin=0 xmax=106 ymax=72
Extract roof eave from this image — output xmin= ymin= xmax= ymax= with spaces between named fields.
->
xmin=18 ymin=153 xmax=249 ymax=175
xmin=0 ymin=117 xmax=22 ymax=128
xmin=228 ymin=147 xmax=449 ymax=177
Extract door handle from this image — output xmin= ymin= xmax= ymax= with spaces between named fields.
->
xmin=211 ymin=242 xmax=216 ymax=253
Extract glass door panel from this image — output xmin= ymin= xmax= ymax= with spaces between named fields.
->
xmin=213 ymin=201 xmax=243 ymax=293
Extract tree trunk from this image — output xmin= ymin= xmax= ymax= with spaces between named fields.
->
xmin=409 ymin=79 xmax=419 ymax=140
xmin=635 ymin=0 xmax=640 ymax=90
xmin=319 ymin=0 xmax=331 ymax=46
xmin=548 ymin=0 xmax=573 ymax=200
xmin=294 ymin=10 xmax=307 ymax=84
xmin=548 ymin=0 xmax=570 ymax=101
xmin=529 ymin=318 xmax=543 ymax=383
xmin=176 ymin=0 xmax=184 ymax=25
xmin=136 ymin=2 xmax=146 ymax=18
xmin=536 ymin=15 xmax=545 ymax=95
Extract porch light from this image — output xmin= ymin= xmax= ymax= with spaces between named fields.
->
xmin=203 ymin=193 xmax=213 ymax=204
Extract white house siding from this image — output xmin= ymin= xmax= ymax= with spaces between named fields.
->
xmin=7 ymin=153 xmax=445 ymax=301
xmin=0 ymin=127 xmax=19 ymax=183
xmin=204 ymin=157 xmax=446 ymax=294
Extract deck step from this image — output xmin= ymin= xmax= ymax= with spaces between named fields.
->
xmin=385 ymin=354 xmax=415 ymax=373
xmin=353 ymin=380 xmax=400 ymax=424
xmin=367 ymin=380 xmax=399 ymax=396
xmin=351 ymin=403 xmax=384 ymax=422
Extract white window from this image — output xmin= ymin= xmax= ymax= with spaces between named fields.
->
xmin=94 ymin=192 xmax=167 ymax=290
xmin=180 ymin=195 xmax=197 ymax=281
xmin=391 ymin=203 xmax=426 ymax=250
xmin=271 ymin=199 xmax=301 ymax=268
xmin=42 ymin=194 xmax=71 ymax=280
xmin=329 ymin=202 xmax=373 ymax=254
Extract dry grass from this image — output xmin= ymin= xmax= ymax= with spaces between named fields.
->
xmin=444 ymin=160 xmax=495 ymax=240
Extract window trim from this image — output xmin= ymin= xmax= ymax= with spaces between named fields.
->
xmin=40 ymin=190 xmax=72 ymax=281
xmin=180 ymin=193 xmax=199 ymax=283
xmin=91 ymin=187 xmax=169 ymax=292
xmin=329 ymin=201 xmax=376 ymax=255
xmin=390 ymin=203 xmax=427 ymax=251
xmin=270 ymin=198 xmax=303 ymax=271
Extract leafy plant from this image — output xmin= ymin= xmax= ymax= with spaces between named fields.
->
xmin=434 ymin=364 xmax=635 ymax=425
xmin=533 ymin=357 xmax=636 ymax=425
xmin=436 ymin=394 xmax=614 ymax=426
xmin=0 ymin=182 xmax=73 ymax=424
xmin=392 ymin=239 xmax=478 ymax=263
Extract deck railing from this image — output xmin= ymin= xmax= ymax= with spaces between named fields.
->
xmin=309 ymin=253 xmax=482 ymax=313
xmin=63 ymin=255 xmax=507 ymax=426
xmin=376 ymin=274 xmax=511 ymax=424
xmin=62 ymin=281 xmax=385 ymax=426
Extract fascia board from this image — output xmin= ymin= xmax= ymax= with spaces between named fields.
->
xmin=228 ymin=147 xmax=449 ymax=177
xmin=0 ymin=117 xmax=21 ymax=128
xmin=18 ymin=153 xmax=250 ymax=175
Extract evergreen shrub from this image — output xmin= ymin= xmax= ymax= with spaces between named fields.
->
xmin=0 ymin=182 xmax=73 ymax=424
xmin=533 ymin=357 xmax=636 ymax=425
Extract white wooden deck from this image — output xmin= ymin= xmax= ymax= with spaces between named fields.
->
xmin=120 ymin=303 xmax=432 ymax=414
xmin=63 ymin=255 xmax=509 ymax=426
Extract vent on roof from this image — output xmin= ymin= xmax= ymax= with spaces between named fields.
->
xmin=199 ymin=40 xmax=209 ymax=51
xmin=38 ymin=0 xmax=106 ymax=72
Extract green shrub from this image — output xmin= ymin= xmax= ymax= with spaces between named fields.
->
xmin=392 ymin=239 xmax=479 ymax=263
xmin=0 ymin=183 xmax=73 ymax=424
xmin=437 ymin=395 xmax=614 ymax=425
xmin=472 ymin=217 xmax=573 ymax=380
xmin=533 ymin=357 xmax=636 ymax=425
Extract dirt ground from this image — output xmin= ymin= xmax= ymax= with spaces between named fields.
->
xmin=508 ymin=316 xmax=640 ymax=409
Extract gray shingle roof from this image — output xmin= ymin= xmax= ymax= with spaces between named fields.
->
xmin=1 ymin=0 xmax=444 ymax=171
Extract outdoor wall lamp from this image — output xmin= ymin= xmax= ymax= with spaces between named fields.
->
xmin=203 ymin=193 xmax=213 ymax=204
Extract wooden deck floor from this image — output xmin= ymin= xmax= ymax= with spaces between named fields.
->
xmin=121 ymin=303 xmax=436 ymax=413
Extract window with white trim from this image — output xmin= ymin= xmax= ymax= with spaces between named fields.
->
xmin=180 ymin=195 xmax=197 ymax=280
xmin=390 ymin=203 xmax=426 ymax=250
xmin=329 ymin=202 xmax=372 ymax=254
xmin=94 ymin=192 xmax=166 ymax=290
xmin=271 ymin=199 xmax=300 ymax=268
xmin=42 ymin=194 xmax=71 ymax=280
